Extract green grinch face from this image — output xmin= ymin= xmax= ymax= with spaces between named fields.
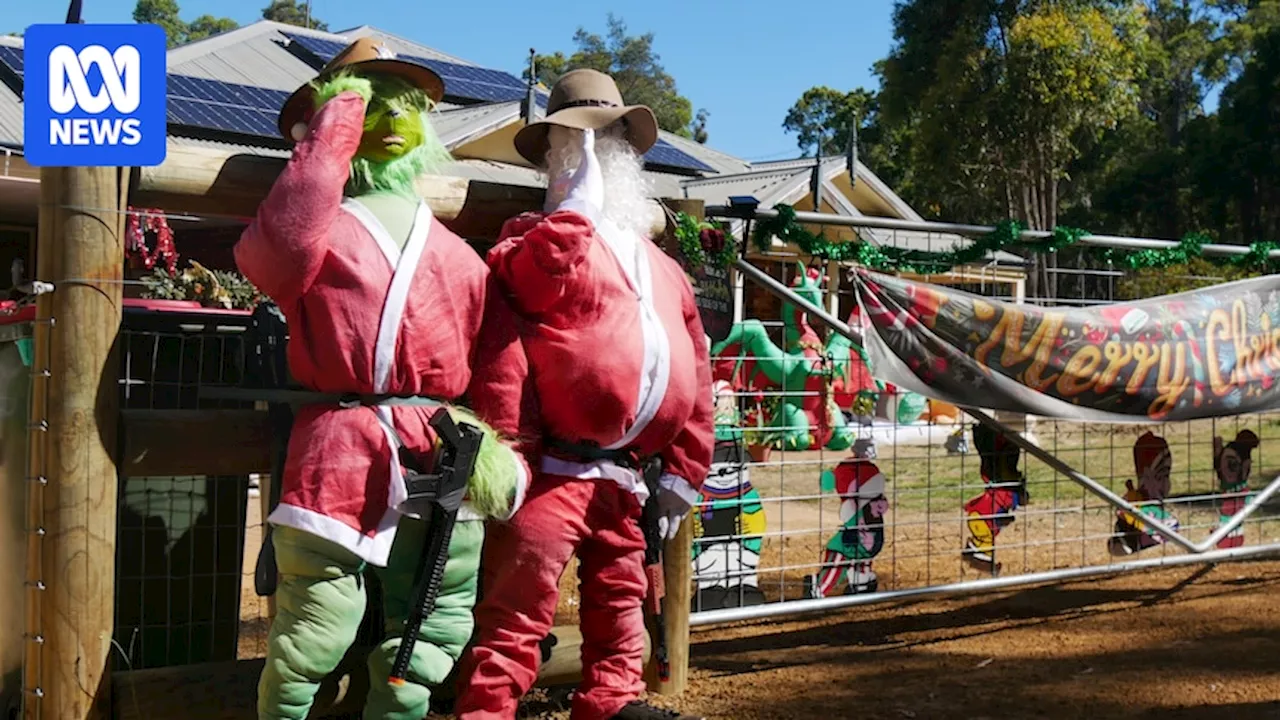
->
xmin=355 ymin=74 xmax=429 ymax=163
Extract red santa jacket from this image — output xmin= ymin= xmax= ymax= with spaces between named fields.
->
xmin=234 ymin=92 xmax=531 ymax=566
xmin=488 ymin=209 xmax=714 ymax=504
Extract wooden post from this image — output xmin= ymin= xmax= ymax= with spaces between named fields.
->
xmin=642 ymin=199 xmax=702 ymax=697
xmin=27 ymin=165 xmax=125 ymax=720
xmin=653 ymin=519 xmax=693 ymax=695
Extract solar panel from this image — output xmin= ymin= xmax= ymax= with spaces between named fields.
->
xmin=166 ymin=74 xmax=290 ymax=139
xmin=646 ymin=138 xmax=715 ymax=173
xmin=283 ymin=32 xmax=530 ymax=104
xmin=0 ymin=46 xmax=23 ymax=78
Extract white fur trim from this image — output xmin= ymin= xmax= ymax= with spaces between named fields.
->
xmin=659 ymin=473 xmax=700 ymax=507
xmin=598 ymin=222 xmax=670 ymax=452
xmin=492 ymin=445 xmax=530 ymax=522
xmin=540 ymin=455 xmax=650 ymax=504
xmin=340 ymin=199 xmax=434 ymax=515
xmin=269 ymin=502 xmax=399 ymax=567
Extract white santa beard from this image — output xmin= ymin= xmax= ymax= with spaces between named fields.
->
xmin=544 ymin=128 xmax=654 ymax=236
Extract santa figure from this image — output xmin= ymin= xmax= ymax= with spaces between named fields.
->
xmin=455 ymin=69 xmax=713 ymax=720
xmin=236 ymin=38 xmax=530 ymax=720
xmin=1108 ymin=432 xmax=1179 ymax=556
xmin=804 ymin=454 xmax=888 ymax=598
xmin=962 ymin=424 xmax=1028 ymax=574
xmin=1213 ymin=430 xmax=1259 ymax=549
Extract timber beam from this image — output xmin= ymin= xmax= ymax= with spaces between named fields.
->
xmin=131 ymin=144 xmax=668 ymax=240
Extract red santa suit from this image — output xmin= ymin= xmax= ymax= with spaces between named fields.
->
xmin=234 ymin=92 xmax=530 ymax=567
xmin=455 ymin=208 xmax=714 ymax=719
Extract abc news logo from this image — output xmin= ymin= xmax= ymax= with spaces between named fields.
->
xmin=23 ymin=23 xmax=166 ymax=167
xmin=47 ymin=44 xmax=144 ymax=146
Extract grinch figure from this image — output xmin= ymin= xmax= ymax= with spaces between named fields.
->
xmin=962 ymin=424 xmax=1029 ymax=574
xmin=235 ymin=38 xmax=531 ymax=720
xmin=1213 ymin=430 xmax=1259 ymax=549
xmin=1108 ymin=432 xmax=1180 ymax=556
xmin=804 ymin=452 xmax=888 ymax=598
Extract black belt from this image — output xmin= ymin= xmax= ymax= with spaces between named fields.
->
xmin=546 ymin=437 xmax=644 ymax=468
xmin=545 ymin=437 xmax=663 ymax=493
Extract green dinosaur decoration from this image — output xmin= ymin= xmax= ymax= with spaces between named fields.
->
xmin=711 ymin=262 xmax=858 ymax=451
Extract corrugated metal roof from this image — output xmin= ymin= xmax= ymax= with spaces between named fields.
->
xmin=657 ymin=131 xmax=751 ymax=176
xmin=433 ymin=102 xmax=520 ymax=148
xmin=0 ymin=36 xmax=22 ymax=147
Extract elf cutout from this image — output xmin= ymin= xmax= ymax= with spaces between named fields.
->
xmin=1108 ymin=432 xmax=1180 ymax=556
xmin=804 ymin=453 xmax=889 ymax=598
xmin=455 ymin=69 xmax=714 ymax=720
xmin=691 ymin=438 xmax=767 ymax=610
xmin=236 ymin=38 xmax=531 ymax=720
xmin=962 ymin=424 xmax=1029 ymax=574
xmin=1213 ymin=429 xmax=1259 ymax=549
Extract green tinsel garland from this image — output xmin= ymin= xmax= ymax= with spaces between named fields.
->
xmin=749 ymin=203 xmax=1280 ymax=274
xmin=674 ymin=212 xmax=737 ymax=270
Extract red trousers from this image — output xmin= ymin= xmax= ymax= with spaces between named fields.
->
xmin=456 ymin=474 xmax=648 ymax=720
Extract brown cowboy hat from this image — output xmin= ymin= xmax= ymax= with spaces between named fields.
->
xmin=514 ymin=68 xmax=658 ymax=167
xmin=277 ymin=36 xmax=445 ymax=141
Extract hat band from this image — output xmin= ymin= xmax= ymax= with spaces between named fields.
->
xmin=556 ymin=98 xmax=620 ymax=110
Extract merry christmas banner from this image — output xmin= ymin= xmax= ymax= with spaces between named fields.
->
xmin=851 ymin=268 xmax=1280 ymax=422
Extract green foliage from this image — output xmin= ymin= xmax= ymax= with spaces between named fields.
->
xmin=261 ymin=0 xmax=328 ymax=31
xmin=1117 ymin=256 xmax=1258 ymax=300
xmin=133 ymin=0 xmax=237 ymax=47
xmin=527 ymin=14 xmax=705 ymax=140
xmin=141 ymin=261 xmax=263 ymax=310
xmin=781 ymin=86 xmax=875 ymax=157
xmin=186 ymin=15 xmax=238 ymax=42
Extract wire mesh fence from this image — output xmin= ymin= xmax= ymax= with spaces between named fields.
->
xmin=15 ymin=202 xmax=1278 ymax=675
xmin=692 ymin=239 xmax=1280 ymax=622
xmin=113 ymin=307 xmax=256 ymax=670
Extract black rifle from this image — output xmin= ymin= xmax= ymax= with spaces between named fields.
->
xmin=245 ymin=302 xmax=293 ymax=598
xmin=388 ymin=409 xmax=483 ymax=685
xmin=638 ymin=457 xmax=670 ymax=683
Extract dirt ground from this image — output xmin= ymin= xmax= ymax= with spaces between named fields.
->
xmin=234 ymin=417 xmax=1280 ymax=719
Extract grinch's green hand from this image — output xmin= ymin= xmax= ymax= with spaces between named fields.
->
xmin=311 ymin=73 xmax=374 ymax=110
xmin=445 ymin=406 xmax=523 ymax=520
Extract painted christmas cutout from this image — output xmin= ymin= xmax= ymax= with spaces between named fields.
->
xmin=804 ymin=450 xmax=889 ymax=598
xmin=962 ymin=424 xmax=1029 ymax=574
xmin=1214 ymin=429 xmax=1260 ymax=549
xmin=692 ymin=380 xmax=767 ymax=610
xmin=1108 ymin=432 xmax=1180 ymax=556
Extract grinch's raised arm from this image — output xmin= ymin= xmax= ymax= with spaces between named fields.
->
xmin=234 ymin=91 xmax=366 ymax=303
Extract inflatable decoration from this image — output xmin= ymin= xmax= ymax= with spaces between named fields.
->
xmin=711 ymin=263 xmax=860 ymax=451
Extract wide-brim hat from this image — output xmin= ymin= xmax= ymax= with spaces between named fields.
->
xmin=514 ymin=68 xmax=658 ymax=167
xmin=277 ymin=36 xmax=445 ymax=142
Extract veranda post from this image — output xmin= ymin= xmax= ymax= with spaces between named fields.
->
xmin=25 ymin=163 xmax=127 ymax=720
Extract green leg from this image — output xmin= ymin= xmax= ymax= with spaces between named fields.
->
xmin=826 ymin=400 xmax=854 ymax=452
xmin=364 ymin=518 xmax=484 ymax=720
xmin=257 ymin=526 xmax=368 ymax=720
xmin=774 ymin=401 xmax=811 ymax=451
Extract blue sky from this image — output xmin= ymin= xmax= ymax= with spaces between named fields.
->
xmin=9 ymin=0 xmax=896 ymax=161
